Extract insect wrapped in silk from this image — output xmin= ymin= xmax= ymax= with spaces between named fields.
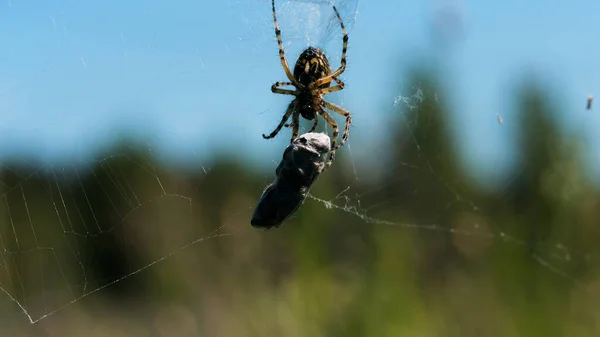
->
xmin=251 ymin=132 xmax=331 ymax=229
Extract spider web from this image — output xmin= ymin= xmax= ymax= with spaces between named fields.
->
xmin=235 ymin=0 xmax=359 ymax=72
xmin=1 ymin=0 xmax=600 ymax=334
xmin=0 ymin=143 xmax=236 ymax=324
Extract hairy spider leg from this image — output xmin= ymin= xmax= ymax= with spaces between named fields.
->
xmin=282 ymin=114 xmax=318 ymax=132
xmin=310 ymin=6 xmax=348 ymax=89
xmin=272 ymin=81 xmax=297 ymax=95
xmin=263 ymin=102 xmax=296 ymax=139
xmin=309 ymin=116 xmax=319 ymax=132
xmin=316 ymin=106 xmax=340 ymax=169
xmin=322 ymin=100 xmax=352 ymax=152
xmin=282 ymin=116 xmax=317 ymax=131
xmin=272 ymin=0 xmax=296 ymax=84
xmin=290 ymin=109 xmax=300 ymax=142
xmin=317 ymin=76 xmax=345 ymax=95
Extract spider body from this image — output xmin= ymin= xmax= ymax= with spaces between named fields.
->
xmin=263 ymin=0 xmax=352 ymax=170
xmin=294 ymin=91 xmax=319 ymax=121
xmin=293 ymin=47 xmax=332 ymax=88
xmin=293 ymin=47 xmax=331 ymax=120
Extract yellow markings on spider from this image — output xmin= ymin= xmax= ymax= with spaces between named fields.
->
xmin=263 ymin=0 xmax=352 ymax=171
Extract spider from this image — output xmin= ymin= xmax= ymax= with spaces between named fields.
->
xmin=263 ymin=0 xmax=352 ymax=170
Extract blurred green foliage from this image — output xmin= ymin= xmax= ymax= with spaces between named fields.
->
xmin=1 ymin=66 xmax=599 ymax=336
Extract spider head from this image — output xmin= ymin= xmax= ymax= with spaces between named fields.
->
xmin=293 ymin=47 xmax=331 ymax=88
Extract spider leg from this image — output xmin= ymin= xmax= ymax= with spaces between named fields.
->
xmin=285 ymin=116 xmax=318 ymax=133
xmin=309 ymin=6 xmax=348 ymax=89
xmin=322 ymin=101 xmax=352 ymax=152
xmin=316 ymin=77 xmax=345 ymax=95
xmin=308 ymin=117 xmax=319 ymax=133
xmin=315 ymin=106 xmax=339 ymax=170
xmin=263 ymin=102 xmax=295 ymax=139
xmin=272 ymin=81 xmax=297 ymax=96
xmin=290 ymin=109 xmax=300 ymax=143
xmin=272 ymin=0 xmax=296 ymax=83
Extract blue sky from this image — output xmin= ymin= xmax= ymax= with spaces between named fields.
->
xmin=0 ymin=0 xmax=599 ymax=188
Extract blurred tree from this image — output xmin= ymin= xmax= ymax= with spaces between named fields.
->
xmin=322 ymin=65 xmax=481 ymax=336
xmin=69 ymin=145 xmax=151 ymax=300
xmin=381 ymin=66 xmax=477 ymax=289
xmin=492 ymin=78 xmax=600 ymax=336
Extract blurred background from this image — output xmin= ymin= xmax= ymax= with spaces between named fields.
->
xmin=1 ymin=0 xmax=600 ymax=335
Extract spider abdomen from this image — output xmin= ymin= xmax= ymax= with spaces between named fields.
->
xmin=293 ymin=47 xmax=331 ymax=88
